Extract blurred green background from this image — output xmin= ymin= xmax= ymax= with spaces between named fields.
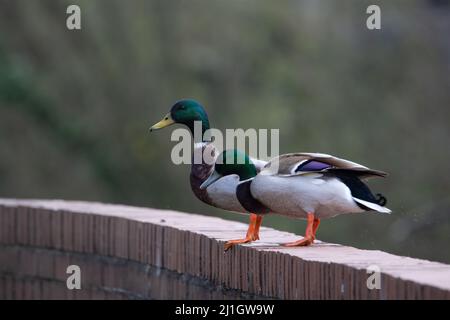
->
xmin=1 ymin=0 xmax=449 ymax=263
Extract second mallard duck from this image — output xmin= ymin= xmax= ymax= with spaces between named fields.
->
xmin=201 ymin=149 xmax=391 ymax=247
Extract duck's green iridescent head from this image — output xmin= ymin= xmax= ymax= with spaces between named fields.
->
xmin=150 ymin=99 xmax=210 ymax=135
xmin=200 ymin=149 xmax=257 ymax=189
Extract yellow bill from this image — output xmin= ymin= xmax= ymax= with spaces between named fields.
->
xmin=149 ymin=113 xmax=175 ymax=132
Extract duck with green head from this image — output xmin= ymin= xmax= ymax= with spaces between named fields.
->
xmin=202 ymin=149 xmax=391 ymax=247
xmin=150 ymin=99 xmax=267 ymax=250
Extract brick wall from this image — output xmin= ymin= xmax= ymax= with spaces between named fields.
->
xmin=0 ymin=199 xmax=449 ymax=299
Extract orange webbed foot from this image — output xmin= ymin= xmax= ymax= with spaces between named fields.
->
xmin=224 ymin=213 xmax=262 ymax=252
xmin=281 ymin=213 xmax=318 ymax=247
xmin=224 ymin=236 xmax=256 ymax=251
xmin=282 ymin=235 xmax=314 ymax=247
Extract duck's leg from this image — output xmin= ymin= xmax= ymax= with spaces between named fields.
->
xmin=224 ymin=213 xmax=262 ymax=251
xmin=312 ymin=217 xmax=320 ymax=240
xmin=282 ymin=212 xmax=315 ymax=247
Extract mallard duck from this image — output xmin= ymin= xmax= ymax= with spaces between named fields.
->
xmin=201 ymin=149 xmax=391 ymax=247
xmin=149 ymin=99 xmax=267 ymax=250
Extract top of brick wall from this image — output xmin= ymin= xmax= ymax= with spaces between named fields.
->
xmin=1 ymin=198 xmax=450 ymax=299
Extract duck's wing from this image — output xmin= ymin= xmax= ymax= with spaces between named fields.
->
xmin=261 ymin=152 xmax=387 ymax=179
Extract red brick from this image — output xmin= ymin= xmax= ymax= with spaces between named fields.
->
xmin=62 ymin=211 xmax=74 ymax=251
xmin=50 ymin=211 xmax=63 ymax=249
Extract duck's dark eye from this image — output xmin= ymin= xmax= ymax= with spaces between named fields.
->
xmin=180 ymin=105 xmax=186 ymax=110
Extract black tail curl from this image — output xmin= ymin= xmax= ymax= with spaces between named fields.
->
xmin=375 ymin=193 xmax=387 ymax=206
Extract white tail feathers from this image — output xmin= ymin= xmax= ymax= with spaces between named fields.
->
xmin=353 ymin=197 xmax=392 ymax=214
